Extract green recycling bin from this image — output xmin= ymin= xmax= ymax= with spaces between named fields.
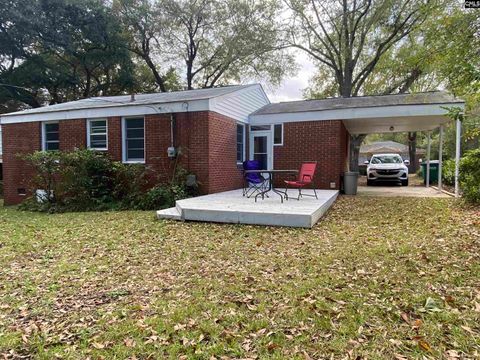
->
xmin=421 ymin=160 xmax=439 ymax=184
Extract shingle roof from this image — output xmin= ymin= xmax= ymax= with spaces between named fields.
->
xmin=1 ymin=84 xmax=257 ymax=117
xmin=252 ymin=91 xmax=463 ymax=116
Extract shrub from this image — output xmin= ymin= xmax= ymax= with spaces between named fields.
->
xmin=459 ymin=149 xmax=480 ymax=203
xmin=19 ymin=149 xmax=193 ymax=212
xmin=112 ymin=162 xmax=150 ymax=209
xmin=134 ymin=165 xmax=192 ymax=210
xmin=442 ymin=159 xmax=456 ymax=186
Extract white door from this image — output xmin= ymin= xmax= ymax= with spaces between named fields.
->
xmin=249 ymin=130 xmax=273 ymax=170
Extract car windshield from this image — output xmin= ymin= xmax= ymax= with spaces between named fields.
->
xmin=371 ymin=155 xmax=403 ymax=164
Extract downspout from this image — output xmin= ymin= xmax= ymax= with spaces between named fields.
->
xmin=170 ymin=113 xmax=175 ymax=149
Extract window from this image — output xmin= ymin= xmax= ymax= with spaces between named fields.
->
xmin=250 ymin=125 xmax=271 ymax=131
xmin=123 ymin=117 xmax=145 ymax=163
xmin=273 ymin=124 xmax=283 ymax=145
xmin=42 ymin=122 xmax=59 ymax=151
xmin=236 ymin=123 xmax=245 ymax=164
xmin=87 ymin=119 xmax=108 ymax=150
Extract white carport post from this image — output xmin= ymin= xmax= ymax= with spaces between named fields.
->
xmin=426 ymin=131 xmax=431 ymax=188
xmin=438 ymin=125 xmax=444 ymax=192
xmin=454 ymin=117 xmax=462 ymax=197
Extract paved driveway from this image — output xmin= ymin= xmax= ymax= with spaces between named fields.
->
xmin=356 ymin=185 xmax=451 ymax=198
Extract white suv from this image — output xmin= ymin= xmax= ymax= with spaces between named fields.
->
xmin=366 ymin=153 xmax=409 ymax=186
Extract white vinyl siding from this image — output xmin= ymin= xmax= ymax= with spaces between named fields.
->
xmin=42 ymin=122 xmax=59 ymax=151
xmin=87 ymin=119 xmax=108 ymax=150
xmin=122 ymin=117 xmax=145 ymax=163
xmin=211 ymin=85 xmax=270 ymax=123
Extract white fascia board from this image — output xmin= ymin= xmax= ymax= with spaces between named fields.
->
xmin=249 ymin=102 xmax=465 ymax=125
xmin=0 ymin=99 xmax=210 ymax=124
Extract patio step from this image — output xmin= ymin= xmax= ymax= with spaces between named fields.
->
xmin=156 ymin=207 xmax=183 ymax=221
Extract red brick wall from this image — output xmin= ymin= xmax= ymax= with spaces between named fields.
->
xmin=59 ymin=119 xmax=86 ymax=150
xmin=1 ymin=111 xmax=232 ymax=205
xmin=107 ymin=117 xmax=122 ymax=161
xmin=175 ymin=112 xmax=210 ymax=193
xmin=2 ymin=122 xmax=41 ymax=205
xmin=2 ymin=112 xmax=348 ymax=205
xmin=207 ymin=112 xmax=244 ymax=193
xmin=273 ymin=120 xmax=349 ymax=189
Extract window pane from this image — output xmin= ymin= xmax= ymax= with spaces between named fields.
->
xmin=274 ymin=124 xmax=282 ymax=145
xmin=254 ymin=136 xmax=267 ymax=153
xmin=126 ymin=139 xmax=144 ymax=149
xmin=125 ymin=118 xmax=145 ymax=161
xmin=90 ymin=120 xmax=106 ymax=129
xmin=45 ymin=123 xmax=59 ymax=132
xmin=253 ymin=153 xmax=267 ymax=169
xmin=236 ymin=124 xmax=244 ymax=163
xmin=251 ymin=125 xmax=271 ymax=131
xmin=90 ymin=135 xmax=107 ymax=148
xmin=91 ymin=127 xmax=106 ymax=134
xmin=89 ymin=120 xmax=108 ymax=149
xmin=126 ymin=118 xmax=144 ymax=129
xmin=126 ymin=128 xmax=144 ymax=138
xmin=44 ymin=123 xmax=59 ymax=151
xmin=46 ymin=132 xmax=59 ymax=141
xmin=127 ymin=149 xmax=144 ymax=159
xmin=46 ymin=142 xmax=59 ymax=151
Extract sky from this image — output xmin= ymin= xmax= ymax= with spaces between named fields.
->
xmin=263 ymin=53 xmax=316 ymax=104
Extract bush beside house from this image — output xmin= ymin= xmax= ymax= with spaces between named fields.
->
xmin=438 ymin=150 xmax=480 ymax=204
xmin=459 ymin=149 xmax=480 ymax=204
xmin=19 ymin=149 xmax=194 ymax=212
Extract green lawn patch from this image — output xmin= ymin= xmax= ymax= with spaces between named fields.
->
xmin=0 ymin=197 xmax=479 ymax=359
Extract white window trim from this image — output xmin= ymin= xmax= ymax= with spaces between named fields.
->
xmin=87 ymin=118 xmax=108 ymax=151
xmin=122 ymin=116 xmax=145 ymax=164
xmin=273 ymin=123 xmax=283 ymax=146
xmin=236 ymin=123 xmax=246 ymax=165
xmin=42 ymin=121 xmax=60 ymax=151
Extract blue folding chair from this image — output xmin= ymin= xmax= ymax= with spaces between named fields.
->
xmin=242 ymin=160 xmax=268 ymax=198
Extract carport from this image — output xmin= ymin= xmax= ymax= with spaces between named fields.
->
xmin=250 ymin=91 xmax=465 ymax=197
xmin=341 ymin=92 xmax=465 ymax=196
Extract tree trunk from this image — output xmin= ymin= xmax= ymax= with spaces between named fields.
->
xmin=408 ymin=132 xmax=418 ymax=173
xmin=349 ymin=134 xmax=367 ymax=172
xmin=143 ymin=55 xmax=167 ymax=92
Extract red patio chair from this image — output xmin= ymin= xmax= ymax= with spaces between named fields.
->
xmin=284 ymin=161 xmax=318 ymax=200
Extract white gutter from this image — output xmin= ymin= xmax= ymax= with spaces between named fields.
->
xmin=0 ymin=99 xmax=211 ymax=124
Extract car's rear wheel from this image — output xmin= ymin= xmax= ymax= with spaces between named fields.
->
xmin=367 ymin=179 xmax=374 ymax=186
xmin=401 ymin=179 xmax=409 ymax=186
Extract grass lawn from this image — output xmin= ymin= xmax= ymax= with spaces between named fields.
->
xmin=0 ymin=197 xmax=479 ymax=359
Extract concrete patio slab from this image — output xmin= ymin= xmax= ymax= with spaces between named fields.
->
xmin=157 ymin=188 xmax=339 ymax=228
xmin=356 ymin=185 xmax=451 ymax=198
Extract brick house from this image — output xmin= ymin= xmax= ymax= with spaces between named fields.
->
xmin=0 ymin=85 xmax=462 ymax=205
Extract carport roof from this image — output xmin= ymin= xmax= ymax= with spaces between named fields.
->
xmin=252 ymin=91 xmax=463 ymax=115
xmin=249 ymin=91 xmax=465 ymax=134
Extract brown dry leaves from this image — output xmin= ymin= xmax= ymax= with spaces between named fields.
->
xmin=0 ymin=197 xmax=479 ymax=359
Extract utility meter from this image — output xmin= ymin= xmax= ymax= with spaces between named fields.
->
xmin=167 ymin=146 xmax=176 ymax=158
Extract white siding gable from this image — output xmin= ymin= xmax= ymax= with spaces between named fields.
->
xmin=210 ymin=84 xmax=270 ymax=123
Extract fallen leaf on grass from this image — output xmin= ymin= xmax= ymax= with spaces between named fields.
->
xmin=460 ymin=325 xmax=476 ymax=335
xmin=412 ymin=319 xmax=422 ymax=330
xmin=419 ymin=297 xmax=442 ymax=313
xmin=124 ymin=338 xmax=135 ymax=347
xmin=445 ymin=350 xmax=461 ymax=359
xmin=415 ymin=337 xmax=432 ymax=353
